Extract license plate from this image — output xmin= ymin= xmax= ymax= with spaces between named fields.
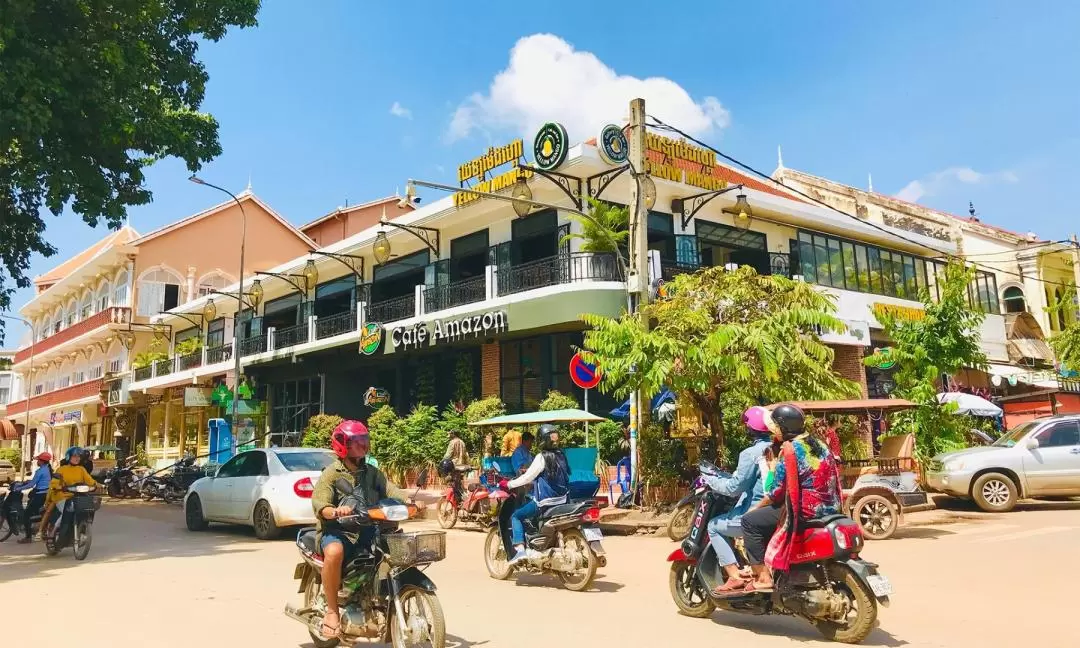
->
xmin=867 ymin=574 xmax=893 ymax=597
xmin=293 ymin=563 xmax=306 ymax=580
xmin=583 ymin=527 xmax=603 ymax=542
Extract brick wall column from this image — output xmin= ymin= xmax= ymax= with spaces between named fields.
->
xmin=830 ymin=344 xmax=874 ymax=450
xmin=481 ymin=342 xmax=500 ymax=398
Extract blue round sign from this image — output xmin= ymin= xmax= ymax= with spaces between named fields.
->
xmin=570 ymin=354 xmax=601 ymax=390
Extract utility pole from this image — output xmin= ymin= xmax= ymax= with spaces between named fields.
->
xmin=627 ymin=98 xmax=649 ymax=494
xmin=1072 ymin=234 xmax=1080 ymax=321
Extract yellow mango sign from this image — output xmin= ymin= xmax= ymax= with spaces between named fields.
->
xmin=872 ymin=302 xmax=926 ymax=322
xmin=645 ymin=132 xmax=728 ymax=192
xmin=454 ymin=139 xmax=528 ymax=207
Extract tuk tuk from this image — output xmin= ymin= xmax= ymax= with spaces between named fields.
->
xmin=783 ymin=399 xmax=930 ymax=540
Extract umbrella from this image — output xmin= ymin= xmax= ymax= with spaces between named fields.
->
xmin=937 ymin=392 xmax=1003 ymax=417
xmin=469 ymin=409 xmax=606 ymax=427
xmin=610 ymin=388 xmax=676 ymax=420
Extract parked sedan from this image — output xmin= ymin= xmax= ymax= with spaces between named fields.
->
xmin=183 ymin=447 xmax=334 ymax=539
xmin=925 ymin=415 xmax=1080 ymax=512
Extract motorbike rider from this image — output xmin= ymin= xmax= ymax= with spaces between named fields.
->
xmin=310 ymin=420 xmax=425 ymax=640
xmin=706 ymin=406 xmax=774 ymax=595
xmin=10 ymin=452 xmax=53 ymax=543
xmin=442 ymin=429 xmax=470 ymax=471
xmin=510 ymin=431 xmax=534 ymax=475
xmin=42 ymin=446 xmax=97 ymax=539
xmin=503 ymin=424 xmax=570 ymax=565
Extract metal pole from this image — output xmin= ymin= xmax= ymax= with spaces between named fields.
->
xmin=628 ymin=97 xmax=649 ymax=495
xmin=189 ymin=178 xmax=247 ymax=459
xmin=584 ymin=387 xmax=590 ymax=447
xmin=1 ymin=314 xmax=35 ymax=478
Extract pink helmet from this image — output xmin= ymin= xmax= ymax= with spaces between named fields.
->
xmin=743 ymin=406 xmax=770 ymax=434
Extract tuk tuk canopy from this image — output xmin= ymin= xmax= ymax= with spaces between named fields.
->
xmin=468 ymin=409 xmax=606 ymax=427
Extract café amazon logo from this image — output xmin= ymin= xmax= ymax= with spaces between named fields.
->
xmin=598 ymin=124 xmax=629 ymax=166
xmin=533 ymin=122 xmax=569 ymax=171
xmin=359 ymin=322 xmax=384 ymax=356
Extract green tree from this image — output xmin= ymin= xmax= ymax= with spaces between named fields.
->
xmin=301 ymin=414 xmax=343 ymax=449
xmin=0 ymin=0 xmax=261 ymax=342
xmin=561 ymin=198 xmax=629 ymax=254
xmin=582 ymin=265 xmax=859 ymax=453
xmin=865 ymin=260 xmax=988 ymax=461
xmin=1048 ymin=285 xmax=1080 ymax=373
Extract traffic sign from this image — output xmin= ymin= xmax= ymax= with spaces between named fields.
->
xmin=570 ymin=353 xmax=602 ymax=390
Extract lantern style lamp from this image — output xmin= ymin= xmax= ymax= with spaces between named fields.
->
xmin=302 ymin=259 xmax=319 ymax=292
xmin=511 ymin=176 xmax=533 ymax=218
xmin=373 ymin=231 xmax=392 ymax=265
xmin=249 ymin=279 xmax=264 ymax=310
xmin=731 ymin=193 xmax=753 ymax=231
xmin=203 ymin=298 xmax=217 ymax=322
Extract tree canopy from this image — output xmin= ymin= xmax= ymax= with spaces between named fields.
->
xmin=0 ymin=0 xmax=261 ymax=341
xmin=581 ymin=266 xmax=860 ymax=456
xmin=1048 ymin=285 xmax=1080 ymax=373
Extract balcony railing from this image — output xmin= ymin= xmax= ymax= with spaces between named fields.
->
xmin=239 ymin=334 xmax=268 ymax=357
xmin=660 ymin=252 xmax=796 ymax=282
xmin=424 ymin=275 xmax=487 ymax=313
xmin=495 ymin=252 xmax=621 ymax=297
xmin=275 ymin=322 xmax=309 ymax=349
xmin=3 ymin=378 xmax=104 ymax=416
xmin=316 ymin=311 xmax=357 ymax=340
xmin=153 ymin=357 xmax=172 ymax=378
xmin=177 ymin=351 xmax=202 ymax=371
xmin=133 ymin=365 xmax=153 ymax=382
xmin=368 ymin=294 xmax=417 ymax=325
xmin=206 ymin=342 xmax=233 ymax=364
xmin=14 ymin=307 xmax=131 ymax=364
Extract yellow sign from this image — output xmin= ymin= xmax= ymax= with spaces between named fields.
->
xmin=457 ymin=140 xmax=524 ymax=182
xmin=872 ymin=303 xmax=926 ymax=322
xmin=454 ymin=167 xmax=534 ymax=208
xmin=645 ymin=132 xmax=728 ymax=192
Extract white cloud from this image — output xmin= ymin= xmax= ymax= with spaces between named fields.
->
xmin=390 ymin=101 xmax=412 ymax=119
xmin=895 ymin=166 xmax=1018 ymax=203
xmin=446 ymin=34 xmax=730 ymax=143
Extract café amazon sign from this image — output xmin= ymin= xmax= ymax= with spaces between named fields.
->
xmin=645 ymin=132 xmax=728 ymax=192
xmin=391 ymin=310 xmax=508 ymax=350
xmin=454 ymin=140 xmax=533 ymax=207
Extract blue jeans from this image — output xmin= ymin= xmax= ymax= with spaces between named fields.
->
xmin=511 ymin=498 xmax=539 ymax=546
xmin=707 ymin=514 xmax=743 ymax=567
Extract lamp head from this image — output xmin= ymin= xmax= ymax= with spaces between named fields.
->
xmin=373 ymin=231 xmax=392 ymax=264
xmin=511 ymin=176 xmax=533 ymax=218
xmin=249 ymin=279 xmax=264 ymax=310
xmin=302 ymin=259 xmax=319 ymax=292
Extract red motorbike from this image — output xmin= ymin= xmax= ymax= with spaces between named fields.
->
xmin=667 ymin=475 xmax=892 ymax=644
xmin=436 ymin=463 xmax=501 ymax=530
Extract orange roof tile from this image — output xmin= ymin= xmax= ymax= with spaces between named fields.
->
xmin=33 ymin=226 xmax=140 ymax=286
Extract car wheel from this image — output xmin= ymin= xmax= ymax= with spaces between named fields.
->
xmin=972 ymin=472 xmax=1018 ymax=513
xmin=185 ymin=494 xmax=210 ymax=531
xmin=253 ymin=500 xmax=280 ymax=540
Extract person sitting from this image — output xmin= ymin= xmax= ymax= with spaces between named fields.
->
xmin=310 ymin=419 xmax=424 ymax=640
xmin=741 ymin=404 xmax=841 ymax=593
xmin=706 ymin=406 xmax=773 ymax=595
xmin=510 ymin=431 xmax=534 ymax=475
xmin=442 ymin=429 xmax=470 ymax=472
xmin=11 ymin=452 xmax=53 ymax=543
xmin=43 ymin=446 xmax=97 ymax=539
xmin=504 ymin=424 xmax=569 ymax=565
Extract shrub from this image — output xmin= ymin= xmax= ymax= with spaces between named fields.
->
xmin=0 ymin=445 xmax=21 ymax=465
xmin=638 ymin=422 xmax=684 ymax=485
xmin=464 ymin=396 xmax=506 ymax=423
xmin=367 ymin=405 xmax=400 ymax=466
xmin=301 ymin=414 xmax=344 ymax=449
xmin=538 ymin=390 xmax=579 ymax=411
xmin=594 ymin=420 xmax=628 ymax=465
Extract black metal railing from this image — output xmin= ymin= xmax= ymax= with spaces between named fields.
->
xmin=315 ymin=311 xmax=357 ymax=339
xmin=153 ymin=358 xmax=172 ymax=378
xmin=367 ymin=294 xmax=416 ymax=324
xmin=133 ymin=365 xmax=153 ymax=382
xmin=239 ymin=334 xmax=267 ymax=357
xmin=177 ymin=351 xmax=202 ymax=371
xmin=660 ymin=251 xmax=796 ymax=281
xmin=274 ymin=322 xmax=309 ymax=349
xmin=206 ymin=342 xmax=232 ymax=364
xmin=424 ymin=275 xmax=487 ymax=313
xmin=495 ymin=252 xmax=621 ymax=297
xmin=661 ymin=260 xmax=700 ymax=281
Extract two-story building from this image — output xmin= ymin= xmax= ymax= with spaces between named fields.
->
xmin=4 ymin=191 xmax=315 ymax=468
xmin=141 ymin=124 xmax=1004 ymax=448
xmin=0 ymin=349 xmax=19 ymax=449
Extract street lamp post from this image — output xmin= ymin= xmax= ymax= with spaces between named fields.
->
xmin=1 ymin=314 xmax=36 ymax=478
xmin=189 ymin=176 xmax=248 ymax=458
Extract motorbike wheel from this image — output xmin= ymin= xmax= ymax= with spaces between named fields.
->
xmin=141 ymin=484 xmax=157 ymax=501
xmin=667 ymin=502 xmax=694 ymax=542
xmin=435 ymin=496 xmax=457 ymax=530
xmin=483 ymin=528 xmax=512 ymax=580
xmin=107 ymin=480 xmax=123 ymax=499
xmin=390 ymin=586 xmax=446 ymax=648
xmin=668 ymin=560 xmax=715 ymax=618
xmin=555 ymin=529 xmax=598 ymax=592
xmin=44 ymin=531 xmax=60 ymax=556
xmin=816 ymin=563 xmax=878 ymax=644
xmin=852 ymin=494 xmax=899 ymax=541
xmin=0 ymin=513 xmax=14 ymax=542
xmin=303 ymin=575 xmax=341 ymax=648
xmin=73 ymin=521 xmax=92 ymax=561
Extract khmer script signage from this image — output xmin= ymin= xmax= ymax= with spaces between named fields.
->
xmin=391 ymin=310 xmax=508 ymax=350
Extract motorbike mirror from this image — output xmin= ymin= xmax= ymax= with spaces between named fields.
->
xmin=416 ymin=468 xmax=430 ymax=489
xmin=334 ymin=478 xmax=355 ymax=495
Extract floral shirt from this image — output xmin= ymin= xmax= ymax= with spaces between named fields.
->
xmin=769 ymin=434 xmax=841 ymax=520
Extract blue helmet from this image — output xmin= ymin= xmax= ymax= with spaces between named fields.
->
xmin=65 ymin=446 xmax=83 ymax=461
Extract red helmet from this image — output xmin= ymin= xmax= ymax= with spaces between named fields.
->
xmin=331 ymin=419 xmax=369 ymax=459
xmin=35 ymin=452 xmax=53 ymax=463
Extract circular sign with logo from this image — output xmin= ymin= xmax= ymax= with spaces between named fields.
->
xmin=359 ymin=322 xmax=384 ymax=355
xmin=598 ymin=124 xmax=628 ymax=165
xmin=876 ymin=347 xmax=896 ymax=370
xmin=569 ymin=353 xmax=602 ymax=390
xmin=533 ymin=122 xmax=569 ymax=171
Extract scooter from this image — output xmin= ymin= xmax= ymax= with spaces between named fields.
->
xmin=44 ymin=484 xmax=101 ymax=560
xmin=0 ymin=483 xmax=41 ymax=542
xmin=436 ymin=466 xmax=501 ymax=530
xmin=666 ymin=459 xmax=723 ymax=541
xmin=667 ymin=479 xmax=892 ymax=644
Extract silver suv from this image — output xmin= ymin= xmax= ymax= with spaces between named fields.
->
xmin=924 ymin=415 xmax=1080 ymax=512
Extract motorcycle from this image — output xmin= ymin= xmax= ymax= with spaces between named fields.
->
xmin=666 ymin=472 xmax=892 ymax=644
xmin=666 ymin=459 xmax=723 ymax=541
xmin=163 ymin=455 xmax=202 ymax=504
xmin=483 ymin=484 xmax=607 ymax=592
xmin=104 ymin=456 xmax=142 ymax=499
xmin=436 ymin=466 xmax=501 ymax=530
xmin=0 ymin=483 xmax=42 ymax=542
xmin=139 ymin=473 xmax=165 ymax=501
xmin=44 ymin=484 xmax=101 ymax=560
xmin=284 ymin=469 xmax=447 ymax=648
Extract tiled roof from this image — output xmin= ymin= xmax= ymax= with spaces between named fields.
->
xmin=33 ymin=226 xmax=140 ymax=286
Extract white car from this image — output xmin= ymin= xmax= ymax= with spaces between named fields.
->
xmin=184 ymin=447 xmax=334 ymax=539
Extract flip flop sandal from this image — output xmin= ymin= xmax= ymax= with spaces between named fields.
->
xmin=712 ymin=579 xmax=750 ymax=597
xmin=320 ymin=619 xmax=341 ymax=640
xmin=744 ymin=581 xmax=774 ymax=594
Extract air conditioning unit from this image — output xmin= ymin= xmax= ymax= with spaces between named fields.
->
xmin=106 ymin=374 xmax=131 ymax=407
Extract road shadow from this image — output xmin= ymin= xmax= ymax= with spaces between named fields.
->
xmin=711 ymin=611 xmax=907 ymax=646
xmin=510 ymin=572 xmax=625 ymax=593
xmin=931 ymin=495 xmax=1080 ymax=513
xmin=300 ymin=635 xmax=486 ymax=648
xmin=890 ymin=526 xmax=957 ymax=540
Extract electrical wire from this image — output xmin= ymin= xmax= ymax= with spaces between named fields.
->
xmin=645 ymin=115 xmax=1079 ymax=289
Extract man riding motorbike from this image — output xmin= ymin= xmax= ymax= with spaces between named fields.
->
xmin=310 ymin=419 xmax=425 ymax=640
xmin=9 ymin=452 xmax=53 ymax=543
xmin=504 ymin=424 xmax=569 ymax=565
xmin=706 ymin=406 xmax=774 ymax=595
xmin=510 ymin=431 xmax=534 ymax=475
xmin=42 ymin=446 xmax=96 ymax=538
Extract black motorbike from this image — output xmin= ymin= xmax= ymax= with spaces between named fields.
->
xmin=1 ymin=483 xmax=44 ymax=542
xmin=104 ymin=456 xmax=142 ymax=499
xmin=44 ymin=484 xmax=101 ymax=560
xmin=284 ymin=470 xmax=447 ymax=648
xmin=163 ymin=455 xmax=203 ymax=503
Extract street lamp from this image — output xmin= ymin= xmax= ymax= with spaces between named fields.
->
xmin=726 ymin=193 xmax=753 ymax=231
xmin=203 ymin=298 xmax=218 ymax=322
xmin=189 ymin=175 xmax=249 ymax=459
xmin=511 ymin=176 xmax=533 ymax=218
xmin=370 ymin=207 xmax=440 ymax=265
xmin=1 ymin=313 xmax=35 ymax=478
xmin=249 ymin=279 xmax=264 ymax=308
xmin=372 ymin=231 xmax=392 ymax=264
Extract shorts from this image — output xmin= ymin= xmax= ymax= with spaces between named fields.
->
xmin=320 ymin=529 xmax=375 ymax=560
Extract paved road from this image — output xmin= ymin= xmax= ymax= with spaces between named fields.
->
xmin=2 ymin=499 xmax=1077 ymax=647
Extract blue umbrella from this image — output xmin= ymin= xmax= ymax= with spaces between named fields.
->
xmin=609 ymin=388 xmax=676 ymax=420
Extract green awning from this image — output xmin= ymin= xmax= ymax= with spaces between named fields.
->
xmin=469 ymin=409 xmax=606 ymax=427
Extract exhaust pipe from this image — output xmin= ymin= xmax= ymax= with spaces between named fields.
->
xmin=283 ymin=602 xmax=316 ymax=626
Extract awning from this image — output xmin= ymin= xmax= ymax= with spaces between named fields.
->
xmin=782 ymin=399 xmax=917 ymax=414
xmin=0 ymin=419 xmax=18 ymax=441
xmin=1005 ymin=312 xmax=1054 ymax=363
xmin=937 ymin=392 xmax=1003 ymax=417
xmin=469 ymin=409 xmax=606 ymax=427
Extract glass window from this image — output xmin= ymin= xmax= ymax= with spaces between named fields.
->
xmin=812 ymin=235 xmax=831 ymax=287
xmin=216 ymin=453 xmax=247 ymax=478
xmin=1003 ymin=286 xmax=1027 ymax=314
xmin=277 ymin=450 xmax=335 ymax=472
xmin=1034 ymin=421 xmax=1080 ymax=448
xmin=878 ymin=250 xmax=895 ymax=296
xmin=854 ymin=245 xmax=870 ymax=292
xmin=238 ymin=451 xmax=269 ymax=477
xmin=798 ymin=232 xmax=817 ymax=283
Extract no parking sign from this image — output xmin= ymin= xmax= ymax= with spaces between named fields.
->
xmin=569 ymin=354 xmax=602 ymax=390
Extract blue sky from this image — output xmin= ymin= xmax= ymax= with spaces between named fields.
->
xmin=5 ymin=0 xmax=1079 ymax=342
